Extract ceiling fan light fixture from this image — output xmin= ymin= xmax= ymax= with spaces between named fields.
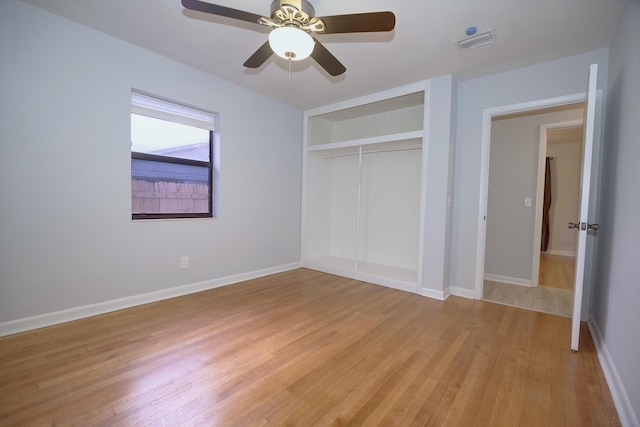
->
xmin=268 ymin=27 xmax=315 ymax=61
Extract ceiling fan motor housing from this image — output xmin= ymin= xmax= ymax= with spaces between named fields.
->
xmin=271 ymin=0 xmax=315 ymax=19
xmin=269 ymin=0 xmax=320 ymax=31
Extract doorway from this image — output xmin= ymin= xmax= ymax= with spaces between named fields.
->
xmin=537 ymin=124 xmax=584 ymax=294
xmin=480 ymin=103 xmax=585 ymax=316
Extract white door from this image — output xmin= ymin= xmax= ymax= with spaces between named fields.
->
xmin=570 ymin=63 xmax=598 ymax=351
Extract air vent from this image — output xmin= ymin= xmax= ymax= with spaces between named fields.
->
xmin=454 ymin=29 xmax=496 ymax=51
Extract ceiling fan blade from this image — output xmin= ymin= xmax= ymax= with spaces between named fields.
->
xmin=317 ymin=12 xmax=395 ymax=34
xmin=310 ymin=39 xmax=346 ymax=76
xmin=182 ymin=0 xmax=263 ymax=24
xmin=243 ymin=41 xmax=274 ymax=68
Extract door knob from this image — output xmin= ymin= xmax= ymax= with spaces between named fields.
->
xmin=568 ymin=222 xmax=580 ymax=229
xmin=588 ymin=223 xmax=599 ymax=231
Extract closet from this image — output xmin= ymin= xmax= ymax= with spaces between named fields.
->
xmin=301 ymin=84 xmax=427 ymax=293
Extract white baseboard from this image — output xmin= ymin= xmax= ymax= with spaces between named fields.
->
xmin=588 ymin=318 xmax=639 ymax=427
xmin=421 ymin=287 xmax=450 ymax=301
xmin=0 ymin=262 xmax=301 ymax=338
xmin=484 ymin=273 xmax=532 ymax=287
xmin=450 ymin=287 xmax=476 ymax=300
xmin=543 ymin=250 xmax=576 ymax=257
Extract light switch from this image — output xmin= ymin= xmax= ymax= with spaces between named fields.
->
xmin=524 ymin=197 xmax=532 ymax=208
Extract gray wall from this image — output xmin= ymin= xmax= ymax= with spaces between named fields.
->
xmin=594 ymin=0 xmax=640 ymax=422
xmin=485 ymin=109 xmax=582 ymax=282
xmin=547 ymin=139 xmax=582 ymax=255
xmin=422 ymin=75 xmax=458 ymax=297
xmin=0 ymin=0 xmax=303 ymax=324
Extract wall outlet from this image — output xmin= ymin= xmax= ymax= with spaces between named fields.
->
xmin=180 ymin=256 xmax=189 ymax=269
xmin=524 ymin=197 xmax=532 ymax=208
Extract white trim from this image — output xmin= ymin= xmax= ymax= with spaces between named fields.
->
xmin=531 ymin=124 xmax=549 ymax=288
xmin=354 ymin=145 xmax=363 ymax=271
xmin=484 ymin=273 xmax=532 ymax=287
xmin=543 ymin=250 xmax=577 ymax=257
xmin=306 ymin=131 xmax=423 ymax=152
xmin=131 ymin=89 xmax=216 ymax=131
xmin=305 ymin=81 xmax=428 ymax=117
xmin=589 ymin=319 xmax=640 ymax=427
xmin=421 ymin=287 xmax=450 ymax=301
xmin=473 ymin=107 xmax=492 ymax=299
xmin=417 ymin=79 xmax=431 ymax=295
xmin=475 ymin=92 xmax=586 ymax=301
xmin=0 ymin=262 xmax=301 ymax=338
xmin=533 ymin=120 xmax=584 ymax=287
xmin=450 ymin=287 xmax=475 ymax=300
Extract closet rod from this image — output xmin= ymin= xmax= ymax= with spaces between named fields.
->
xmin=319 ymin=145 xmax=422 ymax=159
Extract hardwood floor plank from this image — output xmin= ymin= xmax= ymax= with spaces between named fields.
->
xmin=439 ymin=325 xmax=494 ymax=426
xmin=0 ymin=269 xmax=619 ymax=426
xmin=488 ymin=311 xmax=530 ymax=425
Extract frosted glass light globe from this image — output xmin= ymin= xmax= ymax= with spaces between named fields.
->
xmin=268 ymin=27 xmax=315 ymax=61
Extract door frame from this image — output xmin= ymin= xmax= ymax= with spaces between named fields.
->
xmin=474 ymin=93 xmax=587 ymax=300
xmin=531 ymin=119 xmax=584 ymax=288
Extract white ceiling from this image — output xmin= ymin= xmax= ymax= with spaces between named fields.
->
xmin=21 ymin=0 xmax=627 ymax=110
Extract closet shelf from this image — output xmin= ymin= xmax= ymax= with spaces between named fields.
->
xmin=307 ymin=130 xmax=424 ymax=153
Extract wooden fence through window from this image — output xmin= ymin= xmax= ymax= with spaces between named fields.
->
xmin=132 ymin=179 xmax=209 ymax=214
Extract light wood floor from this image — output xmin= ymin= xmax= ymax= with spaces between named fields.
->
xmin=540 ymin=253 xmax=576 ymax=290
xmin=0 ymin=269 xmax=619 ymax=426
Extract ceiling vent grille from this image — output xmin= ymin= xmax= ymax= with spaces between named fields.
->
xmin=454 ymin=29 xmax=496 ymax=51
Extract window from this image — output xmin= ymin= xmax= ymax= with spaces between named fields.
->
xmin=131 ymin=90 xmax=218 ymax=220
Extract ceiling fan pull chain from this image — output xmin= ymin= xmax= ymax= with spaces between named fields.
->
xmin=288 ymin=57 xmax=292 ymax=83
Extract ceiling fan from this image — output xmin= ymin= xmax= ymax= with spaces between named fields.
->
xmin=181 ymin=0 xmax=396 ymax=76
